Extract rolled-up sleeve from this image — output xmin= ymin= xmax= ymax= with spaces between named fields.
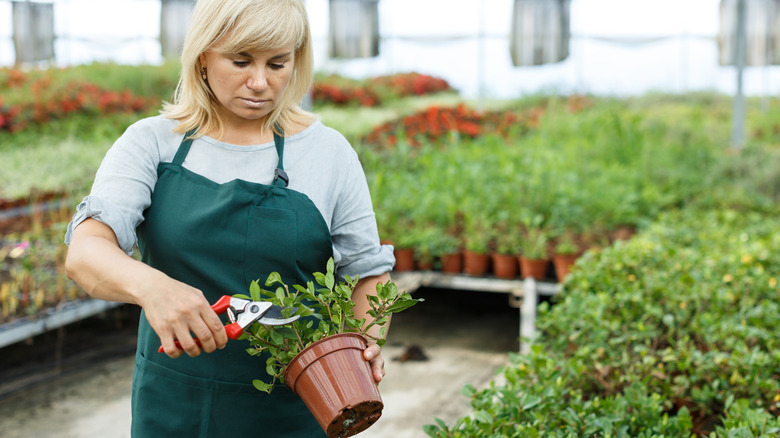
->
xmin=330 ymin=149 xmax=395 ymax=281
xmin=64 ymin=118 xmax=164 ymax=255
xmin=65 ymin=195 xmax=146 ymax=255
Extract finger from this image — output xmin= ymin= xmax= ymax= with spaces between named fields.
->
xmin=159 ymin=334 xmax=182 ymax=359
xmin=369 ymin=353 xmax=385 ymax=383
xmin=372 ymin=359 xmax=385 ymax=383
xmin=191 ymin=323 xmax=218 ymax=353
xmin=363 ymin=344 xmax=381 ymax=361
xmin=172 ymin=326 xmax=202 ymax=358
xmin=201 ymin=309 xmax=228 ymax=349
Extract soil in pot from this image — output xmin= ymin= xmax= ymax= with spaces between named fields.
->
xmin=284 ymin=333 xmax=383 ymax=438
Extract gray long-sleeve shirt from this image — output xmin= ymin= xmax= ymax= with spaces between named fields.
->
xmin=64 ymin=115 xmax=395 ymax=280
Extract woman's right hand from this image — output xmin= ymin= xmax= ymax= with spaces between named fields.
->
xmin=138 ymin=277 xmax=229 ymax=358
xmin=66 ymin=218 xmax=229 ymax=358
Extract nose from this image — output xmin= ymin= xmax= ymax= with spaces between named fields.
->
xmin=246 ymin=68 xmax=268 ymax=91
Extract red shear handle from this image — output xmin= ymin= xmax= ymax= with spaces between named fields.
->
xmin=225 ymin=322 xmax=244 ymax=339
xmin=157 ymin=296 xmax=244 ymax=353
xmin=157 ymin=324 xmax=241 ymax=353
xmin=211 ymin=295 xmax=232 ymax=314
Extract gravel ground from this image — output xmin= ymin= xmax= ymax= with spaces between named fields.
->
xmin=0 ymin=287 xmax=520 ymax=437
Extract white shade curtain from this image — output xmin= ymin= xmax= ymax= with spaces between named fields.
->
xmin=719 ymin=0 xmax=780 ymax=65
xmin=509 ymin=0 xmax=571 ymax=66
xmin=328 ymin=0 xmax=380 ymax=59
xmin=12 ymin=1 xmax=55 ymax=64
xmin=160 ymin=0 xmax=195 ymax=58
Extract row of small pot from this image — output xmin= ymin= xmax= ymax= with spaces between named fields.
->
xmin=392 ymin=247 xmax=581 ymax=283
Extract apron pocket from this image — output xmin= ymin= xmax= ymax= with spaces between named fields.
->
xmin=132 ymin=352 xmax=212 ymax=437
xmin=132 ymin=352 xmax=326 ymax=438
xmin=245 ymin=206 xmax=298 ymax=286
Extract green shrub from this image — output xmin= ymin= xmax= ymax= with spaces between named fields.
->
xmin=426 ymin=207 xmax=780 ymax=437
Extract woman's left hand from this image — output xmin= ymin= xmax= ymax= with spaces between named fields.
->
xmin=363 ymin=343 xmax=385 ymax=383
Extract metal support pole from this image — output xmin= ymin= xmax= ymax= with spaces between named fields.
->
xmin=520 ymin=277 xmax=537 ymax=354
xmin=731 ymin=0 xmax=747 ymax=149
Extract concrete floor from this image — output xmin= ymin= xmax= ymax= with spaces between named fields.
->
xmin=0 ymin=288 xmax=520 ymax=438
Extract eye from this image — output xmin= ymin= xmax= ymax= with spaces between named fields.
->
xmin=269 ymin=63 xmax=285 ymax=71
xmin=232 ymin=60 xmax=250 ymax=67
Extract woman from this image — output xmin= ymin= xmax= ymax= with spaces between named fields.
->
xmin=64 ymin=0 xmax=395 ymax=435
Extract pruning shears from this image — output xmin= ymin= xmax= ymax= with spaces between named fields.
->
xmin=158 ymin=295 xmax=299 ymax=353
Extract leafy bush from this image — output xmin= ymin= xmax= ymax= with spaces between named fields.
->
xmin=425 ymin=206 xmax=780 ymax=437
xmin=362 ymin=96 xmax=723 ymax=263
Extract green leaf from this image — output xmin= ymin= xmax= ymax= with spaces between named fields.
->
xmin=521 ymin=395 xmax=542 ymax=410
xmin=434 ymin=418 xmax=448 ymax=430
xmin=313 ymin=272 xmax=327 ymax=287
xmin=249 ymin=281 xmax=260 ymax=301
xmin=265 ymin=271 xmax=283 ymax=287
xmin=269 ymin=329 xmax=283 ymax=344
xmin=473 ymin=410 xmax=492 ymax=424
xmin=276 ymin=327 xmax=298 ymax=340
xmin=253 ymin=379 xmax=273 ymax=394
xmin=386 ymin=299 xmax=421 ymax=314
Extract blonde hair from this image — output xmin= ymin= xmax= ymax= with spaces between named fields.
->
xmin=161 ymin=0 xmax=316 ymax=138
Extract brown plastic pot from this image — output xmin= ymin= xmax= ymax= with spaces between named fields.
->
xmin=393 ymin=247 xmax=415 ymax=271
xmin=463 ymin=249 xmax=490 ymax=276
xmin=518 ymin=256 xmax=550 ymax=280
xmin=553 ymin=253 xmax=580 ymax=283
xmin=491 ymin=253 xmax=518 ymax=279
xmin=284 ymin=333 xmax=383 ymax=438
xmin=439 ymin=252 xmax=463 ymax=273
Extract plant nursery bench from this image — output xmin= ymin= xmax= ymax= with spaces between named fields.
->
xmin=0 ymin=299 xmax=123 ymax=349
xmin=391 ymin=271 xmax=561 ymax=353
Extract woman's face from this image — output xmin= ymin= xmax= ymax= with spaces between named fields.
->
xmin=199 ymin=44 xmax=295 ymax=129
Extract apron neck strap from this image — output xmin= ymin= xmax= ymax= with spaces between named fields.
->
xmin=172 ymin=129 xmax=197 ymax=166
xmin=172 ymin=126 xmax=289 ymax=188
xmin=272 ymin=123 xmax=288 ymax=188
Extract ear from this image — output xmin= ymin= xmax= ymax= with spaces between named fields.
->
xmin=199 ymin=53 xmax=207 ymax=70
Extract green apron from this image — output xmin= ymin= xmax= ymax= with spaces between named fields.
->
xmin=133 ymin=129 xmax=332 ymax=437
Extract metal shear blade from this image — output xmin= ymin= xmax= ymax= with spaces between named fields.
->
xmin=228 ymin=299 xmax=299 ymax=327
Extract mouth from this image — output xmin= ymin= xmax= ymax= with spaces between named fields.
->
xmin=240 ymin=97 xmax=269 ymax=108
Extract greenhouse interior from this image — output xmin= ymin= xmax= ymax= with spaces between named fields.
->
xmin=1 ymin=0 xmax=780 ymax=437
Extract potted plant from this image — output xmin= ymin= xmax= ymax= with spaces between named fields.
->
xmin=461 ymin=214 xmax=492 ymax=276
xmin=409 ymin=224 xmax=449 ymax=271
xmin=491 ymin=229 xmax=520 ymax=279
xmin=517 ymin=214 xmax=550 ymax=280
xmin=551 ymin=227 xmax=581 ymax=283
xmin=436 ymin=231 xmax=462 ymax=274
xmin=391 ymin=231 xmax=417 ymax=271
xmin=237 ymin=258 xmax=423 ymax=438
xmin=382 ymin=218 xmax=416 ymax=272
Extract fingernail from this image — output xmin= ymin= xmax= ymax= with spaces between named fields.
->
xmin=365 ymin=350 xmax=373 ymax=359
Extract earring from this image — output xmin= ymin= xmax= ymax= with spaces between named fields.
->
xmin=201 ymin=67 xmax=207 ymax=80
